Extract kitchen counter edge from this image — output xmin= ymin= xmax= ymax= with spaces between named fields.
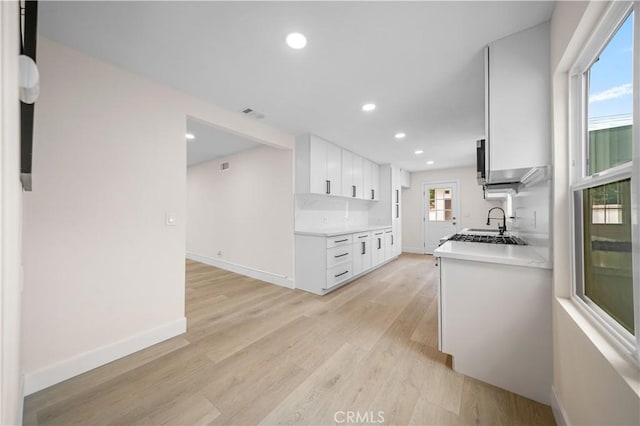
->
xmin=295 ymin=225 xmax=392 ymax=237
xmin=433 ymin=240 xmax=552 ymax=270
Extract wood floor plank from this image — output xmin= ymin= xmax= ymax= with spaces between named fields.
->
xmin=258 ymin=343 xmax=367 ymax=425
xmin=148 ymin=393 xmax=221 ymax=425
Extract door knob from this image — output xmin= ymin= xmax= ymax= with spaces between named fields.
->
xmin=452 ymin=222 xmax=456 ymax=225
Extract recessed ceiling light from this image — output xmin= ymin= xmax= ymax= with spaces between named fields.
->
xmin=286 ymin=33 xmax=307 ymax=49
xmin=395 ymin=132 xmax=406 ymax=139
xmin=362 ymin=103 xmax=376 ymax=112
xmin=414 ymin=150 xmax=424 ymax=155
xmin=186 ymin=133 xmax=195 ymax=140
xmin=426 ymin=160 xmax=435 ymax=165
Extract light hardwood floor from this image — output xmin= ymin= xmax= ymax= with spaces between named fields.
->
xmin=23 ymin=254 xmax=555 ymax=425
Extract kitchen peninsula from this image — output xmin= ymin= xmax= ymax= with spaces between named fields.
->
xmin=434 ymin=234 xmax=552 ymax=404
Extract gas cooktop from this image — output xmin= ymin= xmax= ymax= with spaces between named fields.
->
xmin=448 ymin=233 xmax=526 ymax=245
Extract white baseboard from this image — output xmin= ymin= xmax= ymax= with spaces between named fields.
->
xmin=23 ymin=317 xmax=186 ymax=396
xmin=550 ymin=385 xmax=570 ymax=426
xmin=186 ymin=252 xmax=294 ymax=289
xmin=402 ymin=246 xmax=425 ymax=254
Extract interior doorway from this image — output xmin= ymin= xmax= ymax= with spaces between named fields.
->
xmin=423 ymin=181 xmax=459 ymax=254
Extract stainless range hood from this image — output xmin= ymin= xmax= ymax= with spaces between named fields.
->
xmin=477 ymin=139 xmax=548 ymax=192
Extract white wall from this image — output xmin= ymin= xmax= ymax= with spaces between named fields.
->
xmin=509 ymin=177 xmax=551 ymax=246
xmin=187 ymin=145 xmax=294 ymax=281
xmin=0 ymin=1 xmax=24 ymax=423
xmin=21 ymin=38 xmax=294 ymax=395
xmin=550 ymin=2 xmax=640 ymax=425
xmin=402 ymin=166 xmax=501 ymax=252
xmin=295 ymin=195 xmax=370 ymax=231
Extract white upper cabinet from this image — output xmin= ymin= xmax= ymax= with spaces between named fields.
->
xmin=487 ymin=21 xmax=550 ymax=173
xmin=296 ymin=134 xmax=378 ymax=199
xmin=326 ymin=142 xmax=342 ymax=196
xmin=363 ymin=159 xmax=380 ymax=201
xmin=341 ymin=150 xmax=364 ymax=199
xmin=400 ymin=169 xmax=411 ymax=188
xmin=297 ymin=134 xmax=342 ymax=196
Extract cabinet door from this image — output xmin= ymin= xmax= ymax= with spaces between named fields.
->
xmin=384 ymin=231 xmax=394 ymax=260
xmin=309 ymin=136 xmax=328 ymax=195
xmin=352 ymin=155 xmax=364 ymax=199
xmin=362 ymin=239 xmax=372 ymax=271
xmin=392 ymin=223 xmax=401 ymax=257
xmin=488 ymin=22 xmax=550 ymax=171
xmin=352 ymin=239 xmax=372 ymax=275
xmin=352 ymin=241 xmax=363 ymax=275
xmin=326 ymin=142 xmax=342 ymax=196
xmin=371 ymin=163 xmax=380 ymax=201
xmin=341 ymin=150 xmax=354 ymax=197
xmin=372 ymin=233 xmax=384 ymax=266
xmin=400 ymin=169 xmax=411 ymax=188
xmin=363 ymin=159 xmax=372 ymax=200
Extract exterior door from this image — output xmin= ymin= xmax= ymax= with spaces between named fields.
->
xmin=423 ymin=181 xmax=459 ymax=254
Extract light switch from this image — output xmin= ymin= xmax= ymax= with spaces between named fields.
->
xmin=166 ymin=212 xmax=177 ymax=226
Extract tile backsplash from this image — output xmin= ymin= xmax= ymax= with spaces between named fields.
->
xmin=295 ymin=194 xmax=370 ymax=230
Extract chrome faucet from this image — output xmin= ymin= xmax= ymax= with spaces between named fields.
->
xmin=487 ymin=207 xmax=507 ymax=235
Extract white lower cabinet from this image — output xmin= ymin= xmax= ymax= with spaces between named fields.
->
xmin=352 ymin=232 xmax=372 ymax=275
xmin=384 ymin=229 xmax=395 ymax=261
xmin=438 ymin=257 xmax=552 ymax=404
xmin=327 ymin=244 xmax=352 ymax=268
xmin=371 ymin=230 xmax=386 ymax=267
xmin=326 ymin=263 xmax=352 ymax=289
xmin=295 ymin=227 xmax=394 ymax=295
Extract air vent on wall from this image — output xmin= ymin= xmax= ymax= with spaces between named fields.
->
xmin=220 ymin=161 xmax=230 ymax=171
xmin=240 ymin=107 xmax=265 ymax=120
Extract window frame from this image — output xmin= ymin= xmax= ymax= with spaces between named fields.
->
xmin=569 ymin=1 xmax=640 ymax=362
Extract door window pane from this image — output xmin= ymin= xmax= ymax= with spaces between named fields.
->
xmin=582 ymin=179 xmax=634 ymax=333
xmin=428 ymin=187 xmax=452 ymax=222
xmin=587 ymin=12 xmax=634 ymax=174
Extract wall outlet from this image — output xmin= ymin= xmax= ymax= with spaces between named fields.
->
xmin=322 ymin=216 xmax=328 ymax=224
xmin=166 ymin=212 xmax=177 ymax=226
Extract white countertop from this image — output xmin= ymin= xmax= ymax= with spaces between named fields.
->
xmin=295 ymin=225 xmax=391 ymax=237
xmin=434 ymin=240 xmax=551 ymax=269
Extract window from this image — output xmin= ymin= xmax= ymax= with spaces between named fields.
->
xmin=571 ymin=3 xmax=639 ymax=357
xmin=428 ymin=187 xmax=452 ymax=221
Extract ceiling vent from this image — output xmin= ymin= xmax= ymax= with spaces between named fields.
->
xmin=220 ymin=161 xmax=230 ymax=172
xmin=240 ymin=107 xmax=265 ymax=120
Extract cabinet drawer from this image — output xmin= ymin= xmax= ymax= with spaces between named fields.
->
xmin=372 ymin=230 xmax=385 ymax=241
xmin=326 ymin=234 xmax=352 ymax=248
xmin=353 ymin=231 xmax=371 ymax=241
xmin=325 ymin=263 xmax=352 ymax=289
xmin=327 ymin=245 xmax=352 ymax=267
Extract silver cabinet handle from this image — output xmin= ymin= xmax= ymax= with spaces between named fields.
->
xmin=335 ymin=270 xmax=349 ymax=278
xmin=371 ymin=189 xmax=375 ymax=200
xmin=334 ymin=238 xmax=348 ymax=243
xmin=352 ymin=185 xmax=356 ymax=197
xmin=361 ymin=241 xmax=366 ymax=255
xmin=326 ymin=180 xmax=330 ymax=194
xmin=335 ymin=253 xmax=349 ymax=258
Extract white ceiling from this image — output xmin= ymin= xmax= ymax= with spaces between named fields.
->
xmin=186 ymin=118 xmax=262 ymax=167
xmin=38 ymin=1 xmax=554 ymax=172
